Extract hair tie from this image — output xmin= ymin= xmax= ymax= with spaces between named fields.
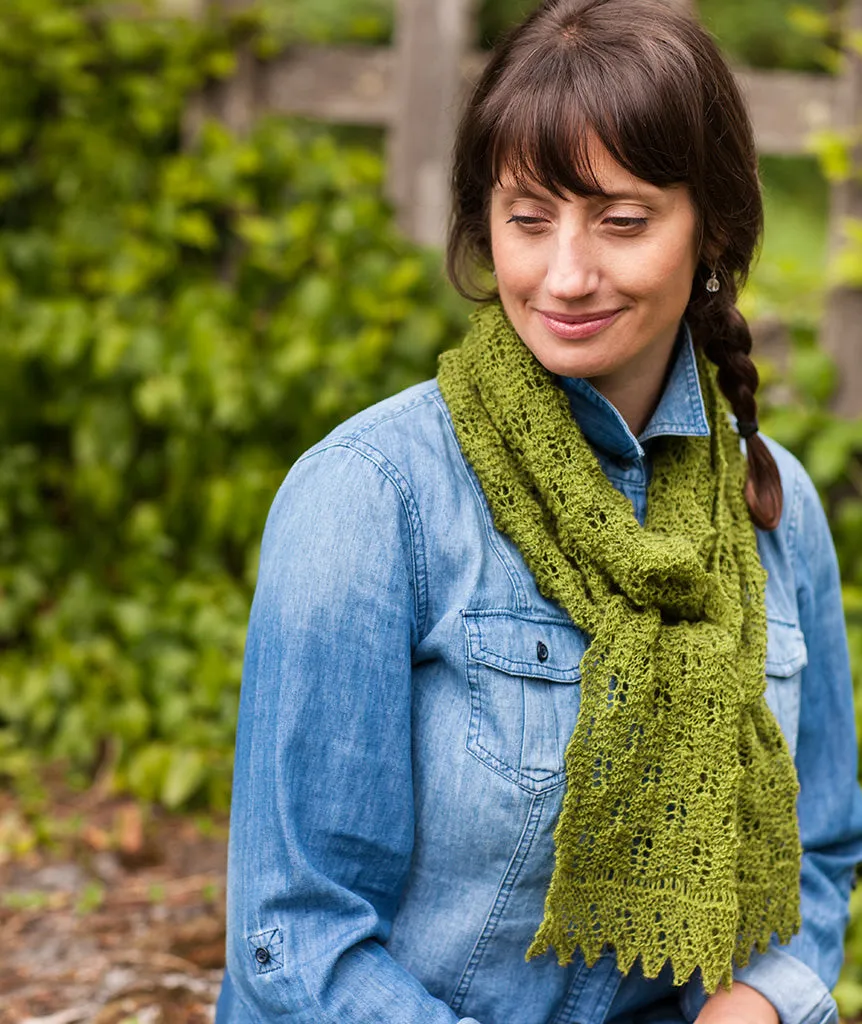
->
xmin=737 ymin=419 xmax=759 ymax=439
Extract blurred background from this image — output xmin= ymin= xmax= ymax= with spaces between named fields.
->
xmin=0 ymin=0 xmax=860 ymax=1020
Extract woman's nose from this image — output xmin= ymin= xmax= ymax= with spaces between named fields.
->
xmin=545 ymin=239 xmax=600 ymax=300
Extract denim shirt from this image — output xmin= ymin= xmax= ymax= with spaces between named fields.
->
xmin=217 ymin=333 xmax=862 ymax=1024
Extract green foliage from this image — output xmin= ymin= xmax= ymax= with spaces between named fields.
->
xmin=257 ymin=0 xmax=391 ymax=47
xmin=790 ymin=0 xmax=862 ymax=294
xmin=1 ymin=889 xmax=52 ymax=912
xmin=836 ymin=887 xmax=862 ymax=1019
xmin=833 ymin=218 xmax=862 ymax=287
xmin=761 ymin=351 xmax=862 ymax=595
xmin=743 ymin=155 xmax=830 ymax=333
xmin=794 ymin=0 xmax=862 ymax=296
xmin=697 ymin=0 xmax=837 ymax=71
xmin=0 ymin=0 xmax=466 ymax=810
xmin=75 ymin=881 xmax=105 ymax=915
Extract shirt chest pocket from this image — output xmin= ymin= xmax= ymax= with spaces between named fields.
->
xmin=462 ymin=610 xmax=586 ymax=793
xmin=764 ymin=618 xmax=807 ymax=760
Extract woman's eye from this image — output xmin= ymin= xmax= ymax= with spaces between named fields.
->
xmin=506 ymin=214 xmax=547 ymax=227
xmin=605 ymin=216 xmax=648 ymax=229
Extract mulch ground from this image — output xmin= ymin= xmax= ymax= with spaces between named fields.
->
xmin=5 ymin=788 xmax=856 ymax=1024
xmin=0 ymin=786 xmax=227 ymax=1024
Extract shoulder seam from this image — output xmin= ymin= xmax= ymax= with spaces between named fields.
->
xmin=320 ymin=381 xmax=440 ymax=448
xmin=431 ymin=391 xmax=529 ymax=610
xmin=783 ymin=454 xmax=805 ymax=574
xmin=296 ymin=438 xmax=429 ymax=639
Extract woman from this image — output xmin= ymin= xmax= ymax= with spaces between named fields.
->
xmin=216 ymin=1 xmax=862 ymax=1021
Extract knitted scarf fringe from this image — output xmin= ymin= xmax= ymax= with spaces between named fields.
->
xmin=437 ymin=303 xmax=801 ymax=993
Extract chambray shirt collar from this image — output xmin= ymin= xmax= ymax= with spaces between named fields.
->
xmin=556 ymin=322 xmax=710 ymax=461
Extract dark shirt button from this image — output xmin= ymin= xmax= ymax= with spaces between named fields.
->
xmin=255 ymin=947 xmax=270 ymax=964
xmin=537 ymin=641 xmax=549 ymax=662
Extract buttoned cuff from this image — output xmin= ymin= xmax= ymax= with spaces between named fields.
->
xmin=679 ymin=947 xmax=837 ymax=1024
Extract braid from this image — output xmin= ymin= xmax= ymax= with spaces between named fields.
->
xmin=689 ymin=272 xmax=783 ymax=530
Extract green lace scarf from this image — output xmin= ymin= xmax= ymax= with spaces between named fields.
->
xmin=437 ymin=302 xmax=801 ymax=993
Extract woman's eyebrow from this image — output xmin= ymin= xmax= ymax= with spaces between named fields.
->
xmin=599 ymin=189 xmax=661 ymax=201
xmin=496 ymin=183 xmax=665 ymax=203
xmin=495 ymin=183 xmax=554 ymax=201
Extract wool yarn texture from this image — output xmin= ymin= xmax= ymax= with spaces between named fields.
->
xmin=437 ymin=302 xmax=801 ymax=992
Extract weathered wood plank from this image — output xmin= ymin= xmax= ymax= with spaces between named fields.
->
xmin=736 ymin=69 xmax=836 ymax=155
xmin=264 ymin=46 xmax=395 ymax=126
xmin=182 ymin=0 xmax=262 ymax=141
xmin=183 ymin=48 xmax=260 ymax=142
xmin=252 ymin=48 xmax=837 ymax=157
xmin=387 ymin=0 xmax=475 ymax=246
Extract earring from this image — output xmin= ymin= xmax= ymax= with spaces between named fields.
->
xmin=706 ymin=269 xmax=720 ymax=293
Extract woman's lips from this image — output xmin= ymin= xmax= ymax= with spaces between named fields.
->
xmin=537 ymin=308 xmax=624 ymax=340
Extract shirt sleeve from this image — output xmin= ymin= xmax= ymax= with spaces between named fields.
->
xmin=221 ymin=440 xmax=480 ymax=1024
xmin=682 ymin=463 xmax=862 ymax=1024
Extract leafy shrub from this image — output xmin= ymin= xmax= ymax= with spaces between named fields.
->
xmin=0 ymin=0 xmax=466 ymax=809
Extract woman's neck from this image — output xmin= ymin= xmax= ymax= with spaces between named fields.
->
xmin=587 ymin=347 xmax=676 ymax=438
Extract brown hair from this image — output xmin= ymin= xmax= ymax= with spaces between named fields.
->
xmin=447 ymin=0 xmax=782 ymax=529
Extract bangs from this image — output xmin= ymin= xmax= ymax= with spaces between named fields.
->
xmin=485 ymin=43 xmax=695 ymax=199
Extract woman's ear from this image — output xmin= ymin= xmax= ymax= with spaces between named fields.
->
xmin=698 ymin=242 xmax=724 ymax=271
xmin=698 ymin=223 xmax=732 ymax=272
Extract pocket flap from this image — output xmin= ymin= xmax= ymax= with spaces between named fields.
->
xmin=765 ymin=618 xmax=808 ymax=677
xmin=463 ymin=610 xmax=586 ymax=682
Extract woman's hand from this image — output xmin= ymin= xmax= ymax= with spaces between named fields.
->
xmin=694 ymin=981 xmax=779 ymax=1024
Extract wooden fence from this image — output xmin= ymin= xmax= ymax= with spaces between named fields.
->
xmin=188 ymin=0 xmax=862 ymax=415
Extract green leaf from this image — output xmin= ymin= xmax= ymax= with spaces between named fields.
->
xmin=808 ymin=129 xmax=854 ymax=182
xmin=787 ymin=5 xmax=831 ymax=40
xmin=803 ymin=421 xmax=862 ymax=488
xmin=789 ymin=346 xmax=836 ymax=405
xmin=161 ymin=748 xmax=207 ymax=809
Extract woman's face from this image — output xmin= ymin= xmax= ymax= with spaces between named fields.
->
xmin=489 ymin=140 xmax=699 ymax=405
